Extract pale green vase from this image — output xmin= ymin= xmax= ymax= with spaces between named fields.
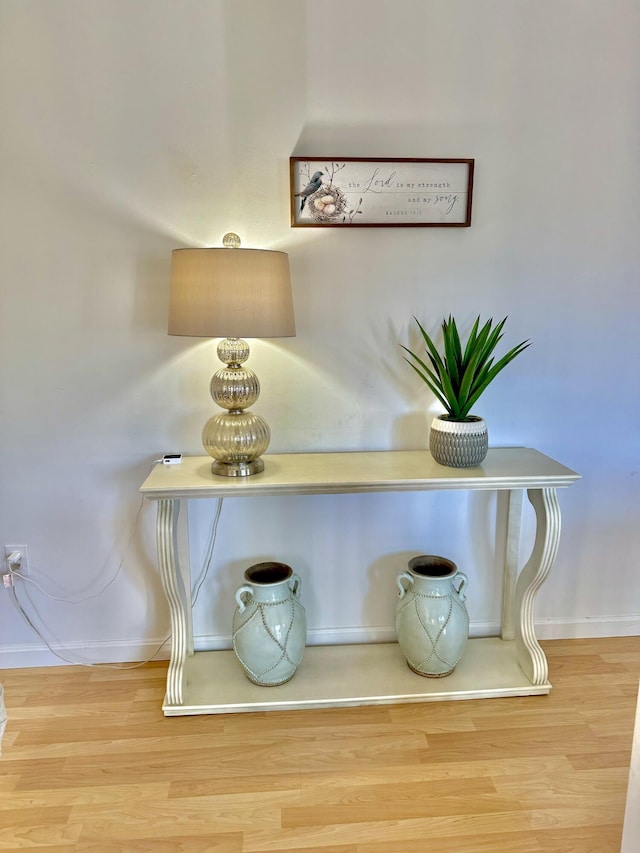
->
xmin=395 ymin=555 xmax=469 ymax=677
xmin=232 ymin=562 xmax=307 ymax=686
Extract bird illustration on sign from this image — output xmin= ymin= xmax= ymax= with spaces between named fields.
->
xmin=294 ymin=162 xmax=362 ymax=224
xmin=294 ymin=171 xmax=324 ymax=212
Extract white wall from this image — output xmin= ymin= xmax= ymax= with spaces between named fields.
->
xmin=1 ymin=0 xmax=638 ymax=666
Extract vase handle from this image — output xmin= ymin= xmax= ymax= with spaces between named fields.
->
xmin=235 ymin=585 xmax=254 ymax=613
xmin=288 ymin=573 xmax=302 ymax=599
xmin=454 ymin=572 xmax=468 ymax=602
xmin=396 ymin=571 xmax=414 ymax=599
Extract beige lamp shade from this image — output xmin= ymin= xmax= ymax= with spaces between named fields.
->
xmin=168 ymin=247 xmax=295 ymax=339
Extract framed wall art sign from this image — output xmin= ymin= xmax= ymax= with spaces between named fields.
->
xmin=290 ymin=157 xmax=474 ymax=228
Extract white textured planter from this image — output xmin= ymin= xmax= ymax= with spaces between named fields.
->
xmin=429 ymin=415 xmax=488 ymax=468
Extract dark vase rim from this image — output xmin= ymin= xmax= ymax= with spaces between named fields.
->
xmin=408 ymin=555 xmax=457 ymax=578
xmin=244 ymin=561 xmax=293 ymax=585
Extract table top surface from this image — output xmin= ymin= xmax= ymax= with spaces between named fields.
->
xmin=140 ymin=448 xmax=580 ymax=500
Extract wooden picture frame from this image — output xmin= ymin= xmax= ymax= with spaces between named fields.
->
xmin=290 ymin=157 xmax=474 ymax=227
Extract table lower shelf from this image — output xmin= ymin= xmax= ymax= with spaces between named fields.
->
xmin=162 ymin=637 xmax=550 ymax=716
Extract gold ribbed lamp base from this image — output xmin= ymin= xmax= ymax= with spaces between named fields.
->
xmin=202 ymin=338 xmax=270 ymax=477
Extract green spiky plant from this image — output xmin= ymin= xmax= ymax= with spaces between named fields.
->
xmin=401 ymin=315 xmax=530 ymax=421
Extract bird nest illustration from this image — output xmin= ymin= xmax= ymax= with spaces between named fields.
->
xmin=306 ymin=183 xmax=348 ymax=223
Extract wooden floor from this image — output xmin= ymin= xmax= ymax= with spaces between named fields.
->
xmin=1 ymin=636 xmax=639 ymax=852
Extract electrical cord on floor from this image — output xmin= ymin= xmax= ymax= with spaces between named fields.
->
xmin=5 ymin=460 xmax=225 ymax=670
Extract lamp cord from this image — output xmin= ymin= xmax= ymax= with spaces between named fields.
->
xmin=5 ymin=461 xmax=224 ymax=670
xmin=191 ymin=498 xmax=224 ymax=608
xmin=8 ymin=496 xmax=146 ymax=604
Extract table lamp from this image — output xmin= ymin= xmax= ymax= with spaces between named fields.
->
xmin=168 ymin=234 xmax=295 ymax=477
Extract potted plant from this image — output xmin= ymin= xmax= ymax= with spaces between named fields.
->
xmin=401 ymin=315 xmax=530 ymax=467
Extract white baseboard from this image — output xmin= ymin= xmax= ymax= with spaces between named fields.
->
xmin=0 ymin=638 xmax=171 ymax=670
xmin=195 ymin=625 xmax=399 ymax=651
xmin=1 ymin=617 xmax=638 ymax=669
xmin=195 ymin=617 xmax=640 ymax=649
xmin=535 ymin=614 xmax=640 ymax=640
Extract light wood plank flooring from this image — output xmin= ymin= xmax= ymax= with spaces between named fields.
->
xmin=1 ymin=636 xmax=639 ymax=852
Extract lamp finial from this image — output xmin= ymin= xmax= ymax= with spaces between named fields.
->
xmin=222 ymin=232 xmax=241 ymax=249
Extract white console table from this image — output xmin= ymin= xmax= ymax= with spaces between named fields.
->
xmin=140 ymin=448 xmax=579 ymax=716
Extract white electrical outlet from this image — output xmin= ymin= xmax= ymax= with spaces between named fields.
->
xmin=4 ymin=545 xmax=29 ymax=578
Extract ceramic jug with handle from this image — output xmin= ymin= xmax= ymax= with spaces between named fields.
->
xmin=232 ymin=561 xmax=306 ymax=686
xmin=395 ymin=555 xmax=469 ymax=677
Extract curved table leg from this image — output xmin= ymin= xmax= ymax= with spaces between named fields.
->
xmin=514 ymin=487 xmax=561 ymax=685
xmin=156 ymin=498 xmax=188 ymax=706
